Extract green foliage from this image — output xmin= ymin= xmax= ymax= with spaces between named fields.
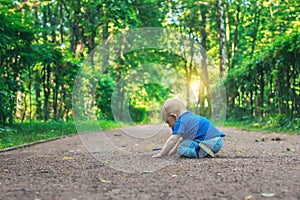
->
xmin=0 ymin=0 xmax=299 ymax=139
xmin=129 ymin=83 xmax=172 ymax=123
xmin=96 ymin=75 xmax=115 ymax=120
xmin=132 ymin=0 xmax=165 ymax=27
xmin=0 ymin=1 xmax=36 ymax=125
xmin=225 ymin=31 xmax=300 ymax=122
xmin=129 ymin=106 xmax=147 ymax=123
xmin=265 ymin=115 xmax=299 ymax=133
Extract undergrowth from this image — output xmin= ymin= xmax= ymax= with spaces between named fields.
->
xmin=0 ymin=120 xmax=122 ymax=149
xmin=224 ymin=115 xmax=300 ymax=134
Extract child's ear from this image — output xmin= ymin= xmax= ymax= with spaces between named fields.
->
xmin=170 ymin=113 xmax=177 ymax=119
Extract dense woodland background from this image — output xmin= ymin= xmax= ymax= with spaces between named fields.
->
xmin=0 ymin=0 xmax=299 ymax=133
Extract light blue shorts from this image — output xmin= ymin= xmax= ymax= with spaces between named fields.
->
xmin=177 ymin=137 xmax=223 ymax=158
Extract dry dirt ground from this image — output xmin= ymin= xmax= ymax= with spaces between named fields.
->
xmin=0 ymin=125 xmax=299 ymax=200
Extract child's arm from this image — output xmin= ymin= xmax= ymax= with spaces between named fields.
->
xmin=152 ymin=133 xmax=181 ymax=158
xmin=168 ymin=136 xmax=183 ymax=156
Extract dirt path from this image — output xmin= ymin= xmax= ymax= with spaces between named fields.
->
xmin=0 ymin=125 xmax=299 ymax=200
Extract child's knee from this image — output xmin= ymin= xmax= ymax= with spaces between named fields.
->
xmin=177 ymin=140 xmax=199 ymax=158
xmin=177 ymin=142 xmax=186 ymax=155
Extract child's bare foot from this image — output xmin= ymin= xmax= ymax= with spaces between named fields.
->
xmin=152 ymin=153 xmax=163 ymax=158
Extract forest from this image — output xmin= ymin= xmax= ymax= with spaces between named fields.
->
xmin=0 ymin=0 xmax=299 ymax=147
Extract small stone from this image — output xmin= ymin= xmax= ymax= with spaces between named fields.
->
xmin=261 ymin=193 xmax=275 ymax=197
xmin=142 ymin=170 xmax=153 ymax=174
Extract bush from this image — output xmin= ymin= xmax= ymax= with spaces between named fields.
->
xmin=262 ymin=114 xmax=297 ymax=131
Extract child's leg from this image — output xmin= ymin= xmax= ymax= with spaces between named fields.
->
xmin=177 ymin=140 xmax=200 ymax=158
xmin=198 ymin=137 xmax=223 ymax=158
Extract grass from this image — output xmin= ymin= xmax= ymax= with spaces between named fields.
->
xmin=223 ymin=119 xmax=300 ymax=134
xmin=0 ymin=120 xmax=123 ymax=150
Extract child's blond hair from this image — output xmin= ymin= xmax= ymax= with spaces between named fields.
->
xmin=161 ymin=98 xmax=187 ymax=121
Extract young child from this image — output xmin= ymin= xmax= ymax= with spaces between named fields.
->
xmin=152 ymin=98 xmax=225 ymax=158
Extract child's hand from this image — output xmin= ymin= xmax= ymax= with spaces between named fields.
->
xmin=152 ymin=153 xmax=163 ymax=158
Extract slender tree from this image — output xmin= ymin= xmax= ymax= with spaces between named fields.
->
xmin=216 ymin=0 xmax=226 ymax=78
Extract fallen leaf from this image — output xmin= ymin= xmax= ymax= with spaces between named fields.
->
xmin=146 ymin=146 xmax=153 ymax=151
xmin=261 ymin=193 xmax=275 ymax=197
xmin=62 ymin=156 xmax=73 ymax=161
xmin=236 ymin=149 xmax=243 ymax=155
xmin=98 ymin=177 xmax=110 ymax=183
xmin=245 ymin=195 xmax=255 ymax=200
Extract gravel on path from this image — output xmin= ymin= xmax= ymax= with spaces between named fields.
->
xmin=0 ymin=125 xmax=299 ymax=200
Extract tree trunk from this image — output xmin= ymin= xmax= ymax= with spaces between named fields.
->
xmin=199 ymin=7 xmax=209 ymax=116
xmin=29 ymin=64 xmax=32 ymax=123
xmin=250 ymin=4 xmax=261 ymax=58
xmin=184 ymin=60 xmax=190 ymax=109
xmin=43 ymin=65 xmax=51 ymax=121
xmin=102 ymin=22 xmax=109 ymax=74
xmin=35 ymin=70 xmax=42 ymax=120
xmin=59 ymin=0 xmax=64 ymax=45
xmin=48 ymin=4 xmax=56 ymax=43
xmin=217 ymin=0 xmax=226 ymax=78
xmin=259 ymin=66 xmax=265 ymax=119
xmin=21 ymin=93 xmax=27 ymax=122
xmin=277 ymin=66 xmax=283 ymax=114
xmin=250 ymin=90 xmax=254 ymax=116
xmin=53 ymin=72 xmax=59 ymax=120
xmin=42 ymin=6 xmax=48 ymax=44
xmin=71 ymin=21 xmax=79 ymax=54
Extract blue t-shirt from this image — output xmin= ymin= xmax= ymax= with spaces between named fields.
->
xmin=172 ymin=112 xmax=225 ymax=141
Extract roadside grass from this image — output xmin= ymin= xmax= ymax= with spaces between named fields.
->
xmin=223 ymin=119 xmax=300 ymax=134
xmin=0 ymin=120 xmax=122 ymax=150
